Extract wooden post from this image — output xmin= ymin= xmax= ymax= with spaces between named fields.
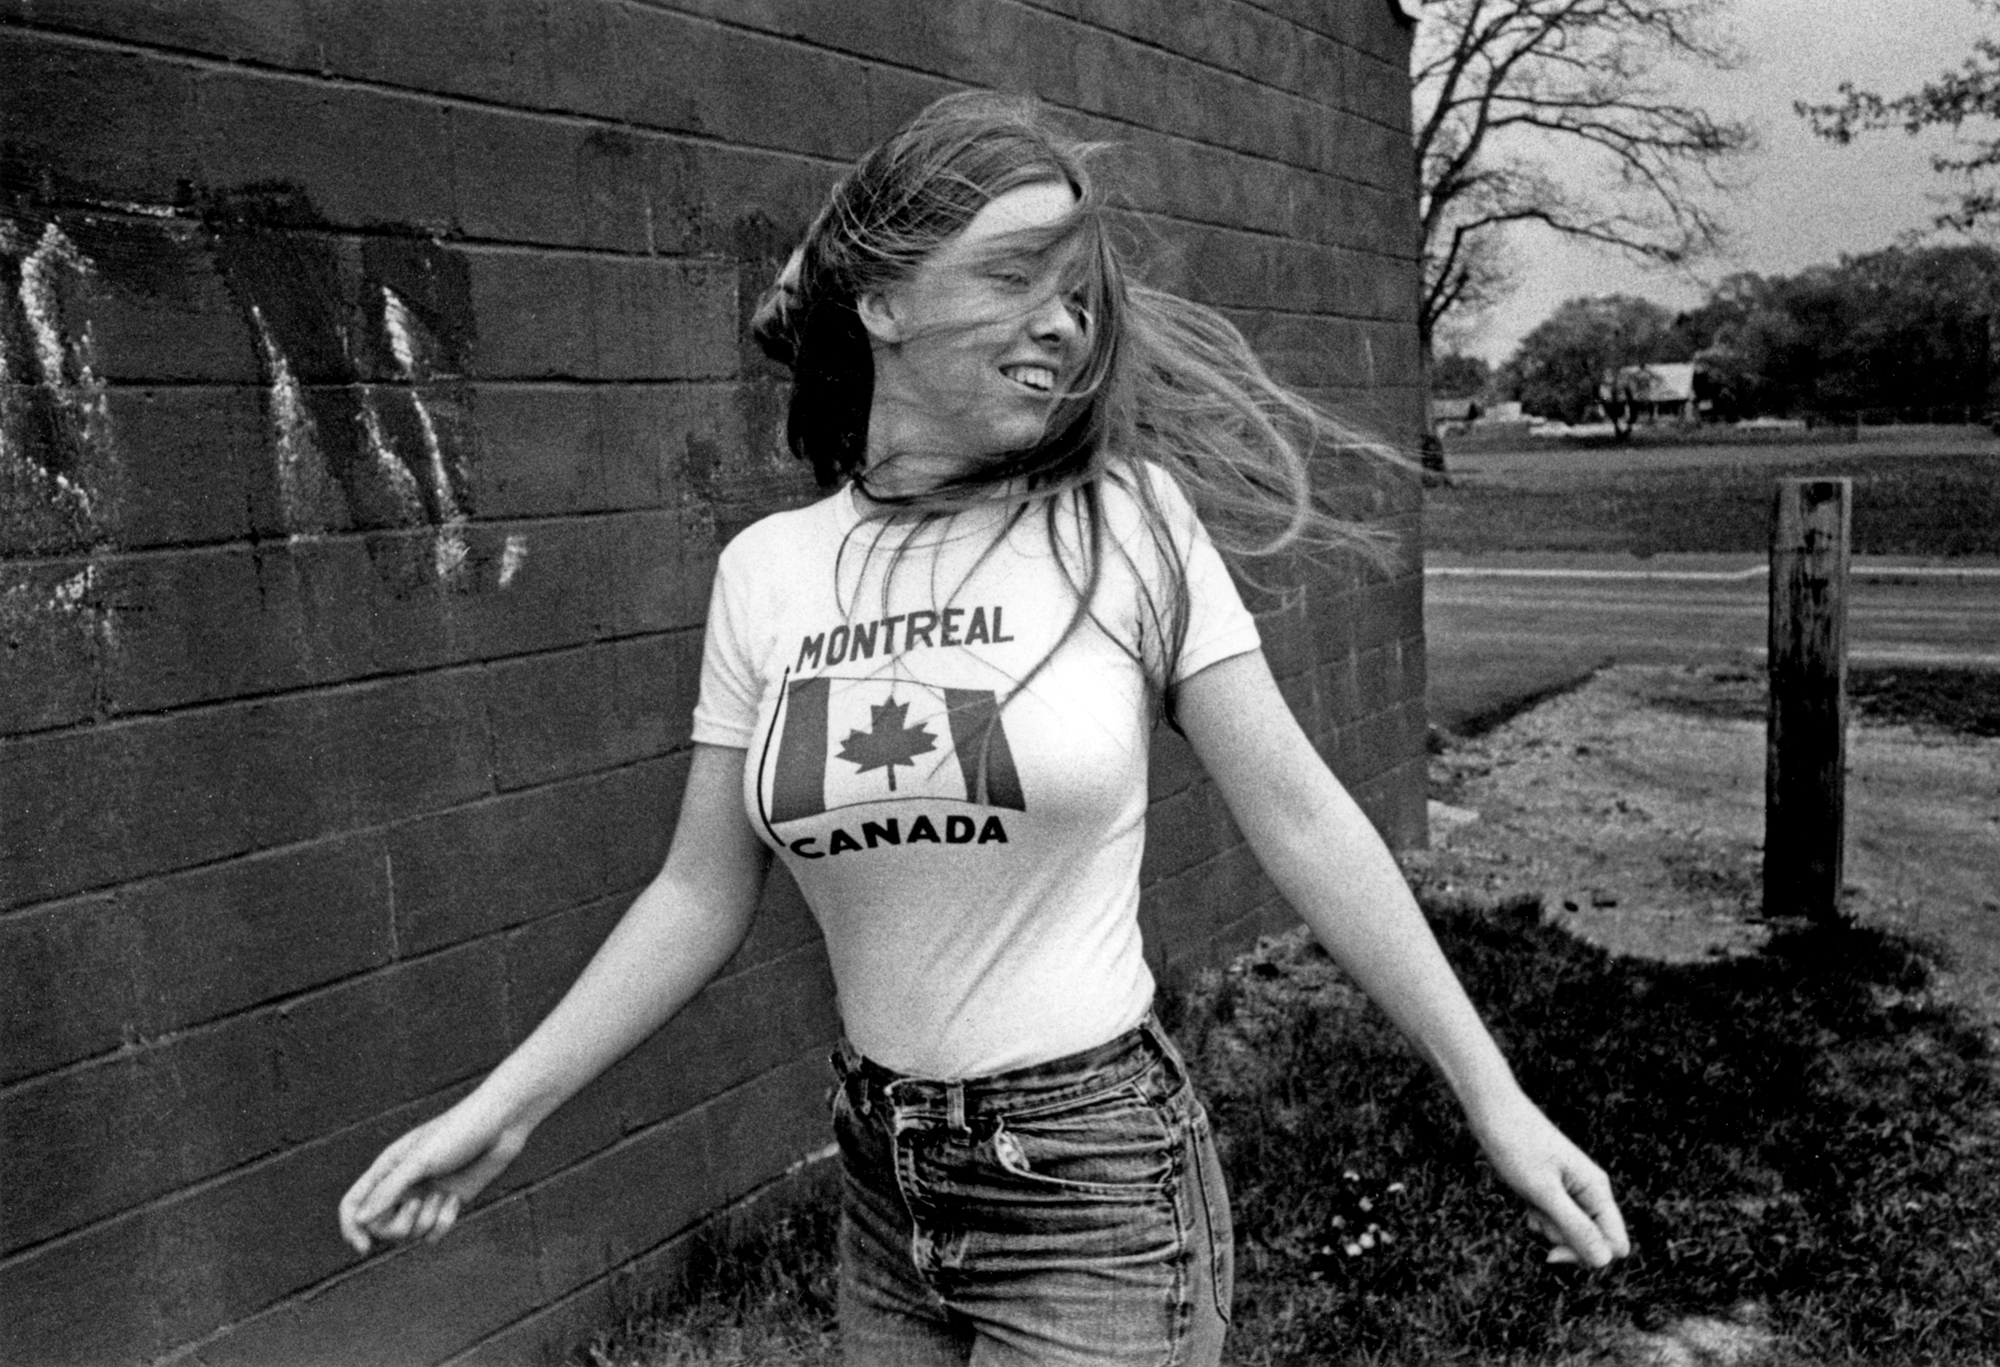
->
xmin=1765 ymin=478 xmax=1852 ymax=922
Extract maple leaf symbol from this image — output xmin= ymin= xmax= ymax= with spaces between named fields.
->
xmin=837 ymin=695 xmax=938 ymax=792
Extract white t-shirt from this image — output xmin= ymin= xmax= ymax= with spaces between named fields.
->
xmin=691 ymin=464 xmax=1260 ymax=1077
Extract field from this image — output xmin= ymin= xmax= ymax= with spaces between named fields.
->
xmin=1426 ymin=428 xmax=2000 ymax=558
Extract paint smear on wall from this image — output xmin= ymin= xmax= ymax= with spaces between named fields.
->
xmin=498 ymin=533 xmax=529 ymax=588
xmin=1 ymin=218 xmax=113 ymax=539
xmin=382 ymin=286 xmax=470 ymax=582
xmin=249 ymin=303 xmax=345 ymax=540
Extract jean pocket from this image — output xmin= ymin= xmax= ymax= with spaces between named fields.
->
xmin=986 ymin=1084 xmax=1175 ymax=1199
xmin=1187 ymin=1103 xmax=1234 ymax=1323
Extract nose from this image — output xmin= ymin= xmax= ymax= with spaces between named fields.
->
xmin=1027 ymin=290 xmax=1084 ymax=351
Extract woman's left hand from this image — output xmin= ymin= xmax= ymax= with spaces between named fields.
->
xmin=1469 ymin=1090 xmax=1631 ymax=1268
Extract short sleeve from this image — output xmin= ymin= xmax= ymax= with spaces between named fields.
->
xmin=1144 ymin=466 xmax=1261 ymax=684
xmin=690 ymin=545 xmax=762 ymax=748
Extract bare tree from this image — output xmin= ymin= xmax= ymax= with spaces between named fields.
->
xmin=1415 ymin=0 xmax=1753 ymax=358
xmin=1796 ymin=1 xmax=2000 ymax=232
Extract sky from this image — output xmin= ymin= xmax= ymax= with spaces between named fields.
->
xmin=1454 ymin=0 xmax=2000 ymax=364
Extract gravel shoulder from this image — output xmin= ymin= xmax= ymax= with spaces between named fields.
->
xmin=1406 ymin=664 xmax=2000 ymax=1024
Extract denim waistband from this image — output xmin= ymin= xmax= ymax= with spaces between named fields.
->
xmin=832 ymin=1012 xmax=1185 ymax=1124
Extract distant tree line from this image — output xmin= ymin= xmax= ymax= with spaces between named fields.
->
xmin=1435 ymin=244 xmax=2000 ymax=426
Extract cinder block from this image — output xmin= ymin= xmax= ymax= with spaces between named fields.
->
xmin=467 ymin=378 xmax=749 ymax=519
xmin=188 ymin=1190 xmax=543 ymax=1367
xmin=327 ymin=669 xmax=496 ymax=825
xmin=0 ymin=558 xmax=103 ymax=734
xmin=724 ymin=867 xmax=823 ymax=974
xmin=463 ymin=385 xmax=605 ymax=516
xmin=659 ymin=0 xmax=942 ymax=74
xmin=388 ymin=756 xmax=681 ymax=954
xmin=498 ymin=896 xmax=632 ymax=1050
xmin=595 ymin=506 xmax=722 ymax=635
xmin=483 ymin=632 xmax=699 ymax=791
xmin=0 ymin=1184 xmax=167 ymax=1367
xmin=0 ymin=28 xmax=200 ymax=203
xmin=1256 ymin=595 xmax=1316 ymax=681
xmin=524 ymin=1104 xmax=713 ymax=1298
xmin=593 ymin=257 xmax=741 ymax=381
xmin=0 ymin=1087 xmax=468 ymax=1364
xmin=95 ymin=522 xmax=628 ymax=713
xmin=0 ymin=1008 xmax=284 ymax=1254
xmin=195 ymin=70 xmax=455 ymax=232
xmin=94 ymin=544 xmax=298 ymax=713
xmin=1139 ymin=781 xmax=1236 ymax=886
xmin=701 ymin=1048 xmax=839 ymax=1197
xmin=303 ymin=0 xmax=550 ymax=106
xmin=522 ymin=1040 xmax=835 ymax=1301
xmin=0 ymin=830 xmax=392 ymax=1083
xmin=99 ymin=386 xmax=263 ymax=548
xmin=2 ymin=667 xmax=489 ymax=910
xmin=647 ymin=137 xmax=836 ymax=259
xmin=449 ymin=107 xmax=654 ymax=254
xmin=1166 ymin=844 xmax=1270 ymax=975
xmin=2 ymin=699 xmax=341 ymax=912
xmin=275 ymin=937 xmax=509 ymax=1141
xmin=547 ymin=8 xmax=873 ymax=159
xmin=608 ymin=943 xmax=842 ymax=1135
xmin=461 ymin=251 xmax=738 ymax=381
xmin=0 ymin=889 xmax=127 ymax=1086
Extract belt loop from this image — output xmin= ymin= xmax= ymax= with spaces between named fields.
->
xmin=1139 ymin=1012 xmax=1187 ymax=1092
xmin=946 ymin=1080 xmax=967 ymax=1133
xmin=830 ymin=1047 xmax=872 ymax=1115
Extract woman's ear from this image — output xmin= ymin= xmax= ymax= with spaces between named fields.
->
xmin=856 ymin=287 xmax=905 ymax=345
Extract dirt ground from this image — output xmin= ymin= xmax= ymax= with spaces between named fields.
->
xmin=1405 ymin=663 xmax=2000 ymax=1026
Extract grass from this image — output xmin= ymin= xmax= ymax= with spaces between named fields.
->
xmin=1180 ymin=913 xmax=2000 ymax=1365
xmin=1425 ymin=444 xmax=2000 ymax=557
xmin=568 ymin=901 xmax=2000 ymax=1366
xmin=1850 ymin=666 xmax=2000 ymax=738
xmin=570 ymin=1202 xmax=841 ymax=1367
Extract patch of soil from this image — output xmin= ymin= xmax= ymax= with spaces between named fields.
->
xmin=1407 ymin=664 xmax=2000 ymax=1025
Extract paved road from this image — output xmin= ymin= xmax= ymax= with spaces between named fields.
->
xmin=1424 ymin=554 xmax=2000 ymax=731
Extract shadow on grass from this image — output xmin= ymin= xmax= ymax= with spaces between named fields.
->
xmin=1179 ymin=907 xmax=2000 ymax=1365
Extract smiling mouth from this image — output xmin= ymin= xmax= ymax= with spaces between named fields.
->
xmin=1000 ymin=364 xmax=1057 ymax=394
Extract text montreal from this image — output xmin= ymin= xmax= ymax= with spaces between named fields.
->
xmin=796 ymin=605 xmax=1015 ymax=671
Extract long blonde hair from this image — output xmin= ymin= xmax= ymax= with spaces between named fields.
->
xmin=752 ymin=91 xmax=1407 ymax=704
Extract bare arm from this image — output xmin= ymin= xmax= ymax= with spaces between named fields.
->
xmin=1175 ymin=651 xmax=1629 ymax=1267
xmin=338 ymin=742 xmax=769 ymax=1252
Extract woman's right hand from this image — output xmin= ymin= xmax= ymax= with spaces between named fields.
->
xmin=333 ymin=745 xmax=768 ymax=1257
xmin=337 ymin=1095 xmax=530 ymax=1254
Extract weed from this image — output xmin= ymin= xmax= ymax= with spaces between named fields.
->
xmin=1184 ymin=911 xmax=2000 ymax=1365
xmin=570 ymin=1203 xmax=840 ymax=1367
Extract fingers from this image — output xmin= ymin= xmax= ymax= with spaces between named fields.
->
xmin=426 ymin=1193 xmax=463 ymax=1245
xmin=1568 ymin=1161 xmax=1632 ymax=1260
xmin=1524 ymin=1160 xmax=1631 ymax=1269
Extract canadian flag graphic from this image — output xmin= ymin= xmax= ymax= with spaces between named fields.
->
xmin=765 ymin=676 xmax=1026 ymax=823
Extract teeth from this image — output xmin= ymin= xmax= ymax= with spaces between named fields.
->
xmin=1003 ymin=365 xmax=1055 ymax=393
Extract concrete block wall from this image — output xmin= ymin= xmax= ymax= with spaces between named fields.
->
xmin=0 ymin=3 xmax=1425 ymax=1363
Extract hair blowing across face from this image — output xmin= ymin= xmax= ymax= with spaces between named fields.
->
xmin=751 ymin=90 xmax=1116 ymax=493
xmin=752 ymin=90 xmax=1407 ymax=702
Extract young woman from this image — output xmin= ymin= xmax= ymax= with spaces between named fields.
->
xmin=339 ymin=92 xmax=1628 ymax=1365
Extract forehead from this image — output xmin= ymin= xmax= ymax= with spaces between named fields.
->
xmin=931 ymin=181 xmax=1079 ymax=265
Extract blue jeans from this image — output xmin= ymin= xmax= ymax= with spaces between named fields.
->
xmin=830 ymin=1014 xmax=1233 ymax=1365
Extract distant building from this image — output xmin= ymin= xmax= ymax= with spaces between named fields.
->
xmin=1431 ymin=395 xmax=1481 ymax=425
xmin=1600 ymin=362 xmax=1703 ymax=423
